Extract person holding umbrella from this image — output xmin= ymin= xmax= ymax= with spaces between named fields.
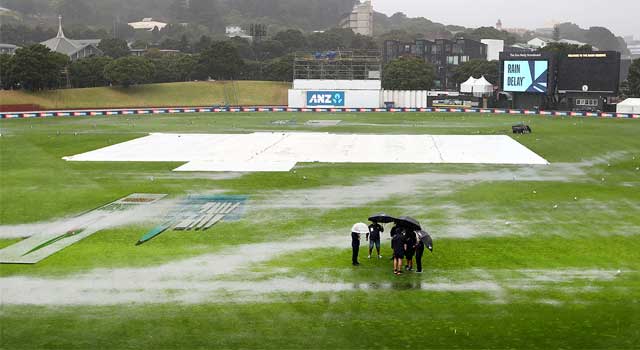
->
xmin=391 ymin=229 xmax=405 ymax=275
xmin=415 ymin=230 xmax=434 ymax=273
xmin=351 ymin=223 xmax=368 ymax=266
xmin=403 ymin=229 xmax=417 ymax=271
xmin=367 ymin=221 xmax=383 ymax=259
xmin=367 ymin=214 xmax=393 ymax=259
xmin=394 ymin=216 xmax=422 ymax=272
xmin=414 ymin=234 xmax=425 ymax=273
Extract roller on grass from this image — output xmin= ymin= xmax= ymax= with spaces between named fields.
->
xmin=136 ymin=221 xmax=172 ymax=246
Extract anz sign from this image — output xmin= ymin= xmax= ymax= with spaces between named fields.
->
xmin=306 ymin=91 xmax=345 ymax=107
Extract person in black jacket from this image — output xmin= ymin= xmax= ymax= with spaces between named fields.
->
xmin=351 ymin=230 xmax=361 ymax=266
xmin=404 ymin=229 xmax=417 ymax=271
xmin=415 ymin=236 xmax=425 ymax=273
xmin=391 ymin=227 xmax=406 ymax=275
xmin=367 ymin=221 xmax=384 ymax=259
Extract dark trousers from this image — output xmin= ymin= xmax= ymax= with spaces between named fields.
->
xmin=416 ymin=245 xmax=425 ymax=272
xmin=352 ymin=241 xmax=360 ymax=264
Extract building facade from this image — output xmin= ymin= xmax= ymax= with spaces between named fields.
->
xmin=384 ymin=38 xmax=487 ymax=90
xmin=339 ymin=0 xmax=373 ymax=36
xmin=0 ymin=44 xmax=18 ymax=55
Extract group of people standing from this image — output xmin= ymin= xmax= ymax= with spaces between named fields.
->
xmin=351 ymin=220 xmax=426 ymax=275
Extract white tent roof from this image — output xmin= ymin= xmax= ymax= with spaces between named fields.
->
xmin=460 ymin=76 xmax=494 ymax=94
xmin=475 ymin=76 xmax=494 ymax=93
xmin=617 ymin=98 xmax=640 ymax=113
xmin=460 ymin=77 xmax=477 ymax=93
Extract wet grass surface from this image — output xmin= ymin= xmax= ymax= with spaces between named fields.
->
xmin=1 ymin=112 xmax=639 ymax=349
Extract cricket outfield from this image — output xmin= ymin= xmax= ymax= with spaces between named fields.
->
xmin=0 ymin=112 xmax=639 ymax=349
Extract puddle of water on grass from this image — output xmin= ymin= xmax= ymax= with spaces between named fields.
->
xmin=1 ymin=223 xmax=629 ymax=307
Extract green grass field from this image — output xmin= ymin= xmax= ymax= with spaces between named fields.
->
xmin=0 ymin=81 xmax=290 ymax=109
xmin=0 ymin=112 xmax=639 ymax=349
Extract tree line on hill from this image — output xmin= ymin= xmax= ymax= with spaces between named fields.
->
xmin=2 ymin=35 xmax=639 ymax=97
xmin=0 ymin=27 xmax=376 ymax=90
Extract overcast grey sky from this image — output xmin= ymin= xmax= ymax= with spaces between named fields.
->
xmin=374 ymin=0 xmax=640 ymax=38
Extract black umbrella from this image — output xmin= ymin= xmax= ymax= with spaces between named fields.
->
xmin=416 ymin=230 xmax=433 ymax=252
xmin=395 ymin=216 xmax=422 ymax=231
xmin=368 ymin=213 xmax=396 ymax=224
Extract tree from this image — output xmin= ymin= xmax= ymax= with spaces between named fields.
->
xmin=69 ymin=56 xmax=113 ymax=88
xmin=0 ymin=24 xmax=56 ymax=46
xmin=56 ymin=0 xmax=94 ymax=25
xmin=540 ymin=42 xmax=593 ymax=57
xmin=104 ymin=56 xmax=155 ymax=87
xmin=229 ymin=37 xmax=255 ymax=60
xmin=193 ymin=35 xmax=212 ymax=53
xmin=306 ymin=31 xmax=343 ymax=50
xmin=1 ymin=0 xmax=37 ymax=14
xmin=198 ymin=41 xmax=244 ymax=80
xmin=553 ymin=25 xmax=561 ymax=41
xmin=252 ymin=39 xmax=286 ymax=60
xmin=273 ymin=29 xmax=307 ymax=52
xmin=453 ymin=59 xmax=499 ymax=85
xmin=0 ymin=54 xmax=17 ymax=90
xmin=188 ymin=0 xmax=223 ymax=31
xmin=150 ymin=54 xmax=197 ymax=83
xmin=12 ymin=44 xmax=69 ymax=91
xmin=628 ymin=59 xmax=640 ymax=97
xmin=455 ymin=27 xmax=518 ymax=46
xmin=113 ymin=22 xmax=134 ymax=40
xmin=98 ymin=38 xmax=130 ymax=58
xmin=382 ymin=57 xmax=435 ymax=90
xmin=262 ymin=55 xmax=294 ymax=81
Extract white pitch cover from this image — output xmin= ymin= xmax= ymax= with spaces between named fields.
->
xmin=64 ymin=132 xmax=549 ymax=172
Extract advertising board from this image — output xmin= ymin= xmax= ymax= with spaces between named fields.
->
xmin=306 ymin=91 xmax=345 ymax=107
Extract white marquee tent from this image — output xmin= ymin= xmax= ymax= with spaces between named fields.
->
xmin=460 ymin=76 xmax=494 ymax=96
xmin=617 ymin=98 xmax=640 ymax=114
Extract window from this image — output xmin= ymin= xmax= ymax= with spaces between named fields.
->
xmin=461 ymin=56 xmax=469 ymax=63
xmin=576 ymin=99 xmax=598 ymax=106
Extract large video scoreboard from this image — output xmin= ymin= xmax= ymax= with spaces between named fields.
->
xmin=500 ymin=52 xmax=555 ymax=95
xmin=557 ymin=51 xmax=621 ymax=94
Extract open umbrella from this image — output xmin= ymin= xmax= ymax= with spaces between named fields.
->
xmin=395 ymin=216 xmax=422 ymax=231
xmin=416 ymin=230 xmax=433 ymax=252
xmin=351 ymin=222 xmax=369 ymax=234
xmin=368 ymin=213 xmax=396 ymax=224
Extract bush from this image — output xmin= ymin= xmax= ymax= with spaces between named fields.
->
xmin=104 ymin=56 xmax=155 ymax=87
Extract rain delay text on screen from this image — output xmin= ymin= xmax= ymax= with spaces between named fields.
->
xmin=507 ymin=63 xmax=525 ymax=87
